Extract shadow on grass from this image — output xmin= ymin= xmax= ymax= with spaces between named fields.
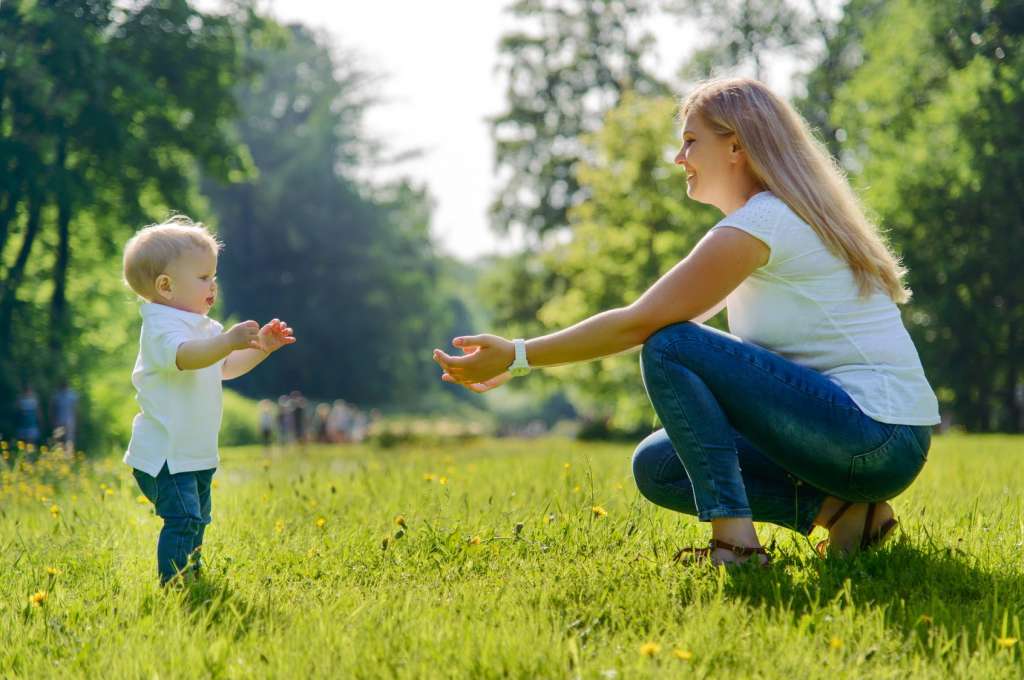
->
xmin=172 ymin=575 xmax=274 ymax=638
xmin=723 ymin=536 xmax=1022 ymax=644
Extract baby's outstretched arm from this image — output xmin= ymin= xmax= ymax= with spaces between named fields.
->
xmin=177 ymin=321 xmax=260 ymax=370
xmin=222 ymin=319 xmax=296 ymax=380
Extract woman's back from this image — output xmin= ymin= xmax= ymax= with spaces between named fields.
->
xmin=712 ymin=192 xmax=939 ymax=426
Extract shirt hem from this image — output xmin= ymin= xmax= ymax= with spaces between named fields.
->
xmin=124 ymin=453 xmax=219 ymax=477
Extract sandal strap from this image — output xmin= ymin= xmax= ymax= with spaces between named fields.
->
xmin=824 ymin=500 xmax=855 ymax=530
xmin=861 ymin=503 xmax=877 ymax=550
xmin=673 ymin=539 xmax=770 ymax=562
xmin=708 ymin=538 xmax=768 ymax=556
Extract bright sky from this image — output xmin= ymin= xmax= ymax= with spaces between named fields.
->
xmin=264 ymin=2 xmax=802 ymax=261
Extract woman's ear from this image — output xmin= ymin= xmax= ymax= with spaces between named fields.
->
xmin=728 ymin=136 xmax=746 ymax=164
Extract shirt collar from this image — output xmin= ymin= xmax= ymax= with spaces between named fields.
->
xmin=140 ymin=302 xmax=213 ymax=328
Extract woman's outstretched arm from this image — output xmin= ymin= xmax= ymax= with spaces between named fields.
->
xmin=434 ymin=227 xmax=768 ymax=387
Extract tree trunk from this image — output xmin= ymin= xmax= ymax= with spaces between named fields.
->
xmin=49 ymin=137 xmax=71 ymax=359
xmin=0 ymin=176 xmax=21 ymax=260
xmin=0 ymin=188 xmax=43 ymax=352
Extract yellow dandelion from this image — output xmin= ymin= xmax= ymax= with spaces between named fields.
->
xmin=275 ymin=520 xmax=285 ymax=534
xmin=46 ymin=567 xmax=60 ymax=576
xmin=29 ymin=591 xmax=47 ymax=607
xmin=394 ymin=515 xmax=407 ymax=528
xmin=829 ymin=637 xmax=843 ymax=650
xmin=997 ymin=637 xmax=1018 ymax=649
xmin=592 ymin=505 xmax=608 ymax=518
xmin=573 ymin=485 xmax=581 ymax=493
xmin=439 ymin=476 xmax=448 ymax=485
xmin=672 ymin=649 xmax=693 ymax=661
xmin=104 ymin=488 xmax=114 ymax=496
xmin=639 ymin=642 xmax=661 ymax=657
xmin=49 ymin=504 xmax=60 ymax=516
xmin=563 ymin=463 xmax=571 ymax=472
xmin=423 ymin=473 xmax=436 ymax=482
xmin=136 ymin=494 xmax=149 ymax=504
xmin=468 ymin=535 xmax=482 ymax=545
xmin=315 ymin=517 xmax=327 ymax=529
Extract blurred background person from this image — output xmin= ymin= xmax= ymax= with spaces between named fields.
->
xmin=49 ymin=379 xmax=79 ymax=456
xmin=14 ymin=383 xmax=43 ymax=448
xmin=258 ymin=399 xmax=275 ymax=449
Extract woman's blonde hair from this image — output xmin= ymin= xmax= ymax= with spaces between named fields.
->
xmin=123 ymin=215 xmax=222 ymax=301
xmin=681 ymin=78 xmax=910 ymax=303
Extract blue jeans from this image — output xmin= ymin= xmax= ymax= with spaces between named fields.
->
xmin=133 ymin=463 xmax=215 ymax=583
xmin=633 ymin=322 xmax=931 ymax=535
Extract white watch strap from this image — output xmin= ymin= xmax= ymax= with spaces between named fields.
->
xmin=510 ymin=338 xmax=530 ymax=374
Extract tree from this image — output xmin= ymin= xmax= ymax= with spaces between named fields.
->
xmin=203 ymin=24 xmax=460 ymax=407
xmin=490 ymin=0 xmax=666 ymax=240
xmin=533 ymin=94 xmax=723 ymax=429
xmin=831 ymin=0 xmax=1024 ymax=431
xmin=0 ymin=0 xmax=262 ymax=443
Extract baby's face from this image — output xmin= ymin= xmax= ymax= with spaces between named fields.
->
xmin=160 ymin=247 xmax=218 ymax=315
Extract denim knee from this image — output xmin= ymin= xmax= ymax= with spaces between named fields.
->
xmin=641 ymin=322 xmax=703 ymax=375
xmin=162 ymin=514 xmax=202 ymax=538
xmin=631 ymin=431 xmax=673 ymax=501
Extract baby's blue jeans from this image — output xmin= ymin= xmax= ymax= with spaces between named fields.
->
xmin=633 ymin=322 xmax=931 ymax=535
xmin=133 ymin=463 xmax=215 ymax=583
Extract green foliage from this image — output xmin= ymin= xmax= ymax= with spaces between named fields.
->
xmin=0 ymin=0 xmax=264 ymax=446
xmin=2 ymin=435 xmax=1024 ymax=676
xmin=220 ymin=388 xmax=261 ymax=447
xmin=490 ymin=0 xmax=666 ymax=238
xmin=830 ymin=0 xmax=1024 ymax=430
xmin=536 ymin=94 xmax=723 ymax=429
xmin=203 ymin=24 xmax=464 ymax=408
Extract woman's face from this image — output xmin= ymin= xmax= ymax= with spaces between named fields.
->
xmin=674 ymin=111 xmax=744 ymax=211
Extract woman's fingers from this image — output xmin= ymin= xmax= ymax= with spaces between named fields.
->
xmin=453 ymin=334 xmax=488 ymax=349
xmin=433 ymin=349 xmax=473 ymax=367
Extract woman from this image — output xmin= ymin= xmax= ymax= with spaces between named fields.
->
xmin=433 ymin=78 xmax=939 ymax=566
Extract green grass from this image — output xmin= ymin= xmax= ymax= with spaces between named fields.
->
xmin=2 ymin=433 xmax=1023 ymax=678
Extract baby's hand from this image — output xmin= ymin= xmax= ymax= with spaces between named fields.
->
xmin=258 ymin=319 xmax=296 ymax=354
xmin=225 ymin=320 xmax=261 ymax=350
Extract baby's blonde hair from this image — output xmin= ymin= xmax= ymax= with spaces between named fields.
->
xmin=123 ymin=215 xmax=222 ymax=301
xmin=681 ymin=78 xmax=911 ymax=303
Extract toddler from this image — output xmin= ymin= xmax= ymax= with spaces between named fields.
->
xmin=122 ymin=216 xmax=295 ymax=584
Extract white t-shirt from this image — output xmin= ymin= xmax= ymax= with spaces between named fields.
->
xmin=124 ymin=303 xmax=225 ymax=476
xmin=711 ymin=191 xmax=940 ymax=426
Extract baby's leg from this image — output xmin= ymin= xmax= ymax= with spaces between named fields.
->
xmin=149 ymin=465 xmax=205 ymax=584
xmin=191 ymin=469 xmax=216 ymax=572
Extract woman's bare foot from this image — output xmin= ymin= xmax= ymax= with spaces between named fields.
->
xmin=815 ymin=498 xmax=896 ymax=556
xmin=709 ymin=517 xmax=769 ymax=566
xmin=710 ymin=547 xmax=770 ymax=567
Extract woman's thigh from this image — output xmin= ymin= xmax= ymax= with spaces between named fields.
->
xmin=641 ymin=322 xmax=927 ymax=501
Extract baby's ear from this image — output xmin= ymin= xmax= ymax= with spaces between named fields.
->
xmin=154 ymin=273 xmax=173 ymax=299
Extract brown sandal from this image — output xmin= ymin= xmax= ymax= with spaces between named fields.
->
xmin=673 ymin=538 xmax=772 ymax=567
xmin=815 ymin=501 xmax=899 ymax=557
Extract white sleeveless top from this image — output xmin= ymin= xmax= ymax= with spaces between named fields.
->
xmin=711 ymin=192 xmax=940 ymax=426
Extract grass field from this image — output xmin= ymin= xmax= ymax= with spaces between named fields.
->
xmin=2 ymin=433 xmax=1023 ymax=679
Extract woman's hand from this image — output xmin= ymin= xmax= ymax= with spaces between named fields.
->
xmin=441 ymin=370 xmax=513 ymax=394
xmin=433 ymin=334 xmax=515 ymax=389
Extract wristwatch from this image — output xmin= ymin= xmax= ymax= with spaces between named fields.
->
xmin=508 ymin=338 xmax=531 ymax=377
